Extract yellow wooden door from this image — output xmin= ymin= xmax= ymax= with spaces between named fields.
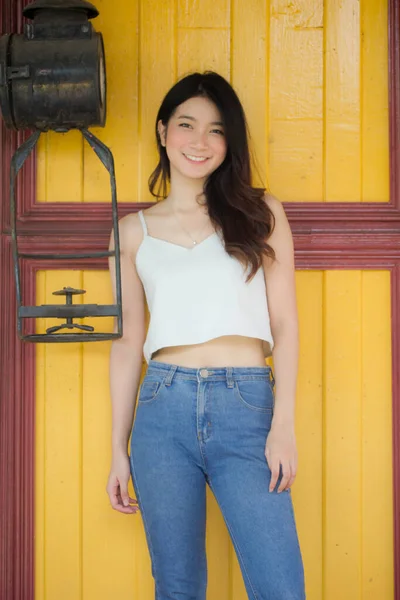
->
xmin=34 ymin=1 xmax=393 ymax=599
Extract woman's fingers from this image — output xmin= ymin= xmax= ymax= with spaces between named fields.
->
xmin=116 ymin=492 xmax=140 ymax=514
xmin=277 ymin=461 xmax=291 ymax=493
xmin=266 ymin=454 xmax=297 ymax=493
xmin=120 ymin=482 xmax=131 ymax=507
xmin=108 ymin=482 xmax=140 ymax=514
xmin=268 ymin=455 xmax=281 ymax=492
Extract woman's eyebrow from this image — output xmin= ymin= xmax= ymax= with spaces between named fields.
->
xmin=177 ymin=114 xmax=224 ymax=126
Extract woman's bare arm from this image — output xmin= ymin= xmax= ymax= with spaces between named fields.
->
xmin=107 ymin=213 xmax=146 ymax=512
xmin=108 ymin=213 xmax=146 ymax=453
xmin=262 ymin=194 xmax=299 ymax=493
xmin=262 ymin=194 xmax=299 ymax=427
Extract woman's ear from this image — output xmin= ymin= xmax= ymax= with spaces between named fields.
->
xmin=157 ymin=120 xmax=166 ymax=147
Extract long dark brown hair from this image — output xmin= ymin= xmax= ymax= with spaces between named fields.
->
xmin=148 ymin=71 xmax=276 ymax=282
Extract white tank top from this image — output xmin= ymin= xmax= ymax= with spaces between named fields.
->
xmin=135 ymin=209 xmax=275 ymax=363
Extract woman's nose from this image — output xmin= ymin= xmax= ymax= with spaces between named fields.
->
xmin=190 ymin=130 xmax=208 ymax=148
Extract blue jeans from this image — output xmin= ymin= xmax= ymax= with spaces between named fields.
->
xmin=130 ymin=360 xmax=305 ymax=600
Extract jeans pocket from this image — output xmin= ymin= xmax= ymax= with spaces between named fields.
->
xmin=138 ymin=377 xmax=165 ymax=404
xmin=234 ymin=377 xmax=274 ymax=412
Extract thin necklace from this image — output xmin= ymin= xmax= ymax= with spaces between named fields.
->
xmin=172 ymin=208 xmax=211 ymax=246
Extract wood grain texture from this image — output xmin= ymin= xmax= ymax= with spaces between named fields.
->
xmin=362 ymin=1 xmax=389 ymax=202
xmin=269 ymin=0 xmax=324 ymax=201
xmin=231 ymin=0 xmax=268 ymax=188
xmin=177 ymin=28 xmax=230 ymax=80
xmin=177 ymin=0 xmax=230 ymax=28
xmin=324 ymin=272 xmax=363 ymax=598
xmin=325 ymin=0 xmax=361 ymax=202
xmin=139 ymin=0 xmax=175 ymax=202
xmin=362 ymin=271 xmax=394 ymax=599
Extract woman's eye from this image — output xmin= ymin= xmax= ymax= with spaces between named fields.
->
xmin=212 ymin=129 xmax=224 ymax=135
xmin=179 ymin=123 xmax=192 ymax=128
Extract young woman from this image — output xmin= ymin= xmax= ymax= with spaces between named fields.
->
xmin=107 ymin=71 xmax=305 ymax=599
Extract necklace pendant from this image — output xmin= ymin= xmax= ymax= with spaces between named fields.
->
xmin=192 ymin=240 xmax=197 ymax=245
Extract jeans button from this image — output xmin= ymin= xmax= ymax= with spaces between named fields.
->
xmin=200 ymin=368 xmax=209 ymax=378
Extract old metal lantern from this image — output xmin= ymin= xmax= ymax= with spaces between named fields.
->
xmin=0 ymin=0 xmax=122 ymax=342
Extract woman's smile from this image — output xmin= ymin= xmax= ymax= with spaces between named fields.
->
xmin=182 ymin=152 xmax=210 ymax=164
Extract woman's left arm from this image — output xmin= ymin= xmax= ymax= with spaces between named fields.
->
xmin=262 ymin=194 xmax=299 ymax=494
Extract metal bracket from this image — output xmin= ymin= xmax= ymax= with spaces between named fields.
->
xmin=10 ymin=128 xmax=123 ymax=342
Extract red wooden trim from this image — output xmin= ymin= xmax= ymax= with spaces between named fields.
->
xmin=0 ymin=4 xmax=36 ymax=600
xmin=0 ymin=236 xmax=35 ymax=600
xmin=11 ymin=230 xmax=400 ymax=268
xmin=8 ymin=200 xmax=400 ymax=236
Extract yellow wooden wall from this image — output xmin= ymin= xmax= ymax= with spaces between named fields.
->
xmin=35 ymin=1 xmax=393 ymax=599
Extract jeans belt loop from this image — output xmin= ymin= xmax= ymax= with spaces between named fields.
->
xmin=226 ymin=367 xmax=234 ymax=388
xmin=164 ymin=365 xmax=178 ymax=386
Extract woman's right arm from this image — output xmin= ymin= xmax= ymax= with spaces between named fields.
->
xmin=106 ymin=213 xmax=146 ymax=514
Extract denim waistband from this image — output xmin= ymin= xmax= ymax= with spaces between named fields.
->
xmin=147 ymin=359 xmax=274 ymax=386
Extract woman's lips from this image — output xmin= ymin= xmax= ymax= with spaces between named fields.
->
xmin=182 ymin=153 xmax=210 ymax=164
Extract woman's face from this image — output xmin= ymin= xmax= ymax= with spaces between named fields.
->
xmin=158 ymin=96 xmax=227 ymax=182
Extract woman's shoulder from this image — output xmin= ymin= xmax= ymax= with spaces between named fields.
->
xmin=263 ymin=192 xmax=284 ymax=214
xmin=116 ymin=202 xmax=165 ymax=250
xmin=116 ymin=210 xmax=146 ymax=254
xmin=261 ymin=192 xmax=293 ymax=262
xmin=118 ymin=210 xmax=141 ymax=233
xmin=262 ymin=193 xmax=290 ymax=228
xmin=139 ymin=200 xmax=172 ymax=236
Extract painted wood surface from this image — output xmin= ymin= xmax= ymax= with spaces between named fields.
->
xmin=36 ymin=0 xmax=389 ymax=205
xmin=34 ymin=1 xmax=393 ymax=599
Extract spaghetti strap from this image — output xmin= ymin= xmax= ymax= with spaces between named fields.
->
xmin=138 ymin=210 xmax=148 ymax=236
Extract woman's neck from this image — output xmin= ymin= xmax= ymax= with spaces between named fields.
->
xmin=166 ymin=168 xmax=207 ymax=213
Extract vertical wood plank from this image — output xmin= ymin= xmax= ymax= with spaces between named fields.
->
xmin=325 ymin=0 xmax=361 ymax=202
xmin=231 ymin=0 xmax=268 ymax=188
xmin=43 ymin=271 xmax=83 ymax=600
xmin=43 ymin=131 xmax=83 ymax=203
xmin=178 ymin=0 xmax=230 ymax=28
xmin=361 ymin=0 xmax=389 ymax=202
xmin=324 ymin=271 xmax=362 ymax=599
xmin=269 ymin=0 xmax=323 ymax=202
xmin=177 ymin=29 xmax=230 ymax=81
xmin=295 ymin=271 xmax=324 ymax=600
xmin=36 ymin=136 xmax=47 ymax=204
xmin=361 ymin=271 xmax=394 ymax=599
xmin=83 ymin=0 xmax=139 ymax=203
xmin=139 ymin=0 xmax=176 ymax=202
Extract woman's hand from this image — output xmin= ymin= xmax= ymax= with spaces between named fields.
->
xmin=106 ymin=450 xmax=140 ymax=514
xmin=265 ymin=422 xmax=298 ymax=493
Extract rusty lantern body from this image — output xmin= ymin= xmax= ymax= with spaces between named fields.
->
xmin=0 ymin=0 xmax=106 ymax=131
xmin=0 ymin=0 xmax=123 ymax=342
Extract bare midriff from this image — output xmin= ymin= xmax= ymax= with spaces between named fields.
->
xmin=151 ymin=335 xmax=272 ymax=368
